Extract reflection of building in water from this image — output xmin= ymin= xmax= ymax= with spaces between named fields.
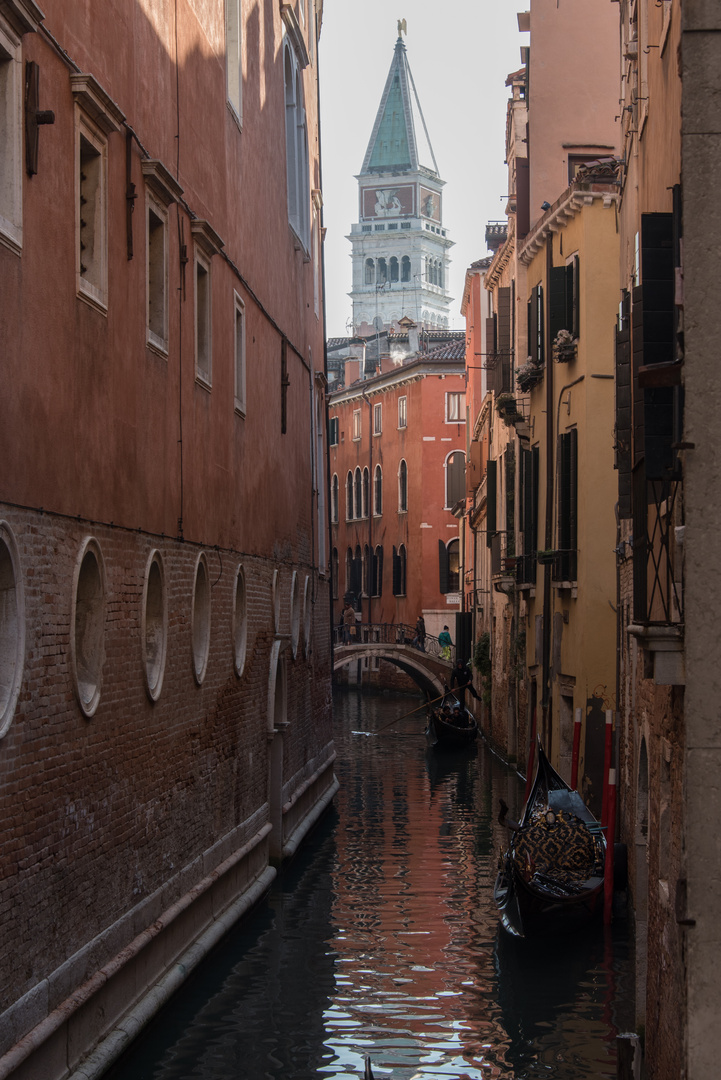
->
xmin=347 ymin=32 xmax=453 ymax=333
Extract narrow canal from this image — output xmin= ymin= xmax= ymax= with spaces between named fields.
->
xmin=105 ymin=690 xmax=634 ymax=1080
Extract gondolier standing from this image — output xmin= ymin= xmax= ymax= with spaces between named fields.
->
xmin=450 ymin=659 xmax=480 ymax=709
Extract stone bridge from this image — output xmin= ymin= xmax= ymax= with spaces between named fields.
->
xmin=333 ymin=623 xmax=454 ymax=697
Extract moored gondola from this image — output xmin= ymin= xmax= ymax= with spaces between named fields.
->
xmin=494 ymin=742 xmax=606 ymax=938
xmin=425 ymin=694 xmax=478 ymax=750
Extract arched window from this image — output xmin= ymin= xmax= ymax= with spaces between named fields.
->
xmin=284 ymin=46 xmax=309 ymax=250
xmin=447 ymin=538 xmax=460 ymax=592
xmin=445 ymin=451 xmax=466 ymax=509
xmin=362 ymin=467 xmax=370 ymax=518
xmin=346 ymin=471 xmax=354 ymax=519
xmin=345 ymin=547 xmax=353 ymax=593
xmin=374 ymin=464 xmax=383 ymax=516
xmin=354 ymin=467 xmax=362 ymax=519
xmin=425 ymin=256 xmax=430 ymax=283
xmin=352 ymin=544 xmax=362 ymax=597
xmin=365 ymin=258 xmax=375 ymax=285
xmin=398 ymin=459 xmax=408 ymax=513
xmin=377 ymin=257 xmax=387 ymax=284
xmin=332 ymin=548 xmax=339 ymax=600
xmin=401 ymin=255 xmax=411 ymax=282
xmin=389 ymin=256 xmax=399 ymax=282
xmin=331 ymin=473 xmax=339 ymax=524
xmin=392 ymin=544 xmax=407 ymax=596
xmin=437 ymin=261 xmax=444 ymax=289
xmin=372 ymin=545 xmax=383 ymax=596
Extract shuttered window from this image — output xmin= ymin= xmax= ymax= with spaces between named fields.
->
xmin=438 ymin=539 xmax=449 ymax=594
xmin=486 ymin=459 xmax=497 ymax=547
xmin=518 ymin=446 xmax=539 ymax=584
xmin=556 ymin=429 xmax=578 ymax=582
xmin=527 ymin=284 xmax=544 ymax=366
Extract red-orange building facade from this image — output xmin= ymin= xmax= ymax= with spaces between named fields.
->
xmin=328 ymin=341 xmax=467 ymax=670
xmin=0 ymin=0 xmax=334 ymax=1075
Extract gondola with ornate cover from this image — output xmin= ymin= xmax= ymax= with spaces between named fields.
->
xmin=494 ymin=742 xmax=605 ymax=937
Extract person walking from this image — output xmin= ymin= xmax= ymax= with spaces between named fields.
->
xmin=414 ymin=614 xmax=426 ymax=651
xmin=438 ymin=625 xmax=453 ymax=661
xmin=342 ymin=602 xmax=356 ymax=643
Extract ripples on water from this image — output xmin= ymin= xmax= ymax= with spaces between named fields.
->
xmin=105 ymin=690 xmax=633 ymax=1080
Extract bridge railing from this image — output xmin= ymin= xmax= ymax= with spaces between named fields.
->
xmin=333 ymin=621 xmax=454 ymax=663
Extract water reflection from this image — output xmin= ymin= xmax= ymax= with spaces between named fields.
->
xmin=105 ymin=690 xmax=632 ymax=1080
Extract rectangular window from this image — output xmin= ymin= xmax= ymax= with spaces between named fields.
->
xmin=398 ymin=396 xmax=407 ymax=428
xmin=146 ymin=199 xmax=168 ymax=352
xmin=234 ymin=292 xmax=246 ymax=414
xmin=556 ymin=428 xmax=578 ymax=582
xmin=329 ymin=416 xmax=339 ymax=446
xmin=226 ymin=0 xmax=242 ymax=122
xmin=77 ymin=117 xmax=108 ymax=310
xmin=195 ymin=250 xmax=212 ymax=386
xmin=352 ymin=409 xmax=361 ymax=441
xmin=527 ymin=283 xmax=544 ymax=366
xmin=446 ymin=392 xmax=464 ymax=423
xmin=0 ymin=22 xmax=22 ymax=253
xmin=373 ymin=402 xmax=382 ymax=435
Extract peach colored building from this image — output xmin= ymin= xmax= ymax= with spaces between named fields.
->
xmin=0 ymin=0 xmax=334 ymax=1075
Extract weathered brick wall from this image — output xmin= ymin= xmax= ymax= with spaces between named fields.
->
xmin=616 ymin=521 xmax=685 ymax=1078
xmin=0 ymin=506 xmax=332 ymax=1019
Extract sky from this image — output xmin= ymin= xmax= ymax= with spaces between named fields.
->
xmin=318 ymin=0 xmax=529 ymax=338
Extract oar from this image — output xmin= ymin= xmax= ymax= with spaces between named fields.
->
xmin=353 ymin=689 xmax=449 ymax=736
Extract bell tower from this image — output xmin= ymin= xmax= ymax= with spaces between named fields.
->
xmin=347 ymin=29 xmax=453 ymax=333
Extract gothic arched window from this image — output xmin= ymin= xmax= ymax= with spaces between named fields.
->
xmin=401 ymin=256 xmax=411 ymax=282
xmin=365 ymin=258 xmax=375 ymax=285
xmin=398 ymin=459 xmax=408 ymax=513
xmin=389 ymin=256 xmax=399 ymax=282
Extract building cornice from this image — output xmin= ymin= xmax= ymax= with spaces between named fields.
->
xmin=485 ymin=222 xmax=516 ymax=292
xmin=518 ymin=184 xmax=619 ymax=266
xmin=328 ymin=359 xmax=465 ymax=406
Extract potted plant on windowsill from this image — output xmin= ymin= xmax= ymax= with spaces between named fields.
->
xmin=495 ymin=392 xmax=524 ymax=425
xmin=553 ymin=328 xmax=578 ymax=364
xmin=516 ymin=356 xmax=544 ymax=392
xmin=536 ymin=548 xmax=558 ymax=565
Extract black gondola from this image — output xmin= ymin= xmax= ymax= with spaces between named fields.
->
xmin=494 ymin=742 xmax=606 ymax=938
xmin=425 ymin=694 xmax=478 ymax=750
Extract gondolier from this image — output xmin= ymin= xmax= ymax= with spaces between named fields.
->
xmin=449 ymin=659 xmax=480 ymax=708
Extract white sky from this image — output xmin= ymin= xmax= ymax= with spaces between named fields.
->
xmin=318 ymin=0 xmax=529 ymax=338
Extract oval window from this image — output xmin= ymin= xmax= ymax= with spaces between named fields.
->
xmin=143 ymin=551 xmax=167 ymax=701
xmin=0 ymin=523 xmax=24 ymax=738
xmin=233 ymin=565 xmax=247 ymax=677
xmin=192 ymin=553 xmax=211 ymax=684
xmin=290 ymin=571 xmax=300 ymax=658
xmin=71 ymin=538 xmax=106 ymax=717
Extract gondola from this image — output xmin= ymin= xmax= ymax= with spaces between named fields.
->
xmin=494 ymin=742 xmax=606 ymax=938
xmin=425 ymin=694 xmax=478 ymax=750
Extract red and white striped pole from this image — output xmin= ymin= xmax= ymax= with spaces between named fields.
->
xmin=571 ymin=706 xmax=582 ymax=791
xmin=603 ymin=767 xmax=616 ymax=924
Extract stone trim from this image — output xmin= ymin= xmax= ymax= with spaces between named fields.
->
xmin=70 ymin=72 xmax=124 ymax=134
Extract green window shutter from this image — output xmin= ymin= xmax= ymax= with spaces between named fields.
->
xmin=548 ymin=265 xmax=568 ymax=343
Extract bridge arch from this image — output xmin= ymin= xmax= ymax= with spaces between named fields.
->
xmin=333 ymin=645 xmax=447 ymax=698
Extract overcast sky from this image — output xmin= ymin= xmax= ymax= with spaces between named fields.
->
xmin=318 ymin=0 xmax=528 ymax=338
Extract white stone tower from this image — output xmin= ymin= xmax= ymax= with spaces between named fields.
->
xmin=348 ymin=29 xmax=454 ymax=333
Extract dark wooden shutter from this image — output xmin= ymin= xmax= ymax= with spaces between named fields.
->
xmin=640 ymin=214 xmax=675 ymax=479
xmin=557 ymin=429 xmax=578 ymax=581
xmin=376 ymin=546 xmax=383 ymax=596
xmin=392 ymin=546 xmax=400 ymax=595
xmin=505 ymin=447 xmax=515 ymax=556
xmin=486 ymin=459 xmax=497 ymax=546
xmin=615 ymin=292 xmax=632 ymax=519
xmin=548 ymin=266 xmax=568 ymax=344
xmin=528 ymin=285 xmax=544 ymax=366
xmin=516 ymin=156 xmax=530 ymax=238
xmin=569 ymin=255 xmax=580 ymax=338
xmin=438 ymin=539 xmax=449 ymax=594
xmin=632 ymin=463 xmax=647 ymax=621
xmin=519 ymin=447 xmax=538 ymax=584
xmin=497 ymin=287 xmax=512 ymax=391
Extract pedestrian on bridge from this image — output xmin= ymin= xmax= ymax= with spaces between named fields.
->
xmin=414 ymin=614 xmax=426 ymax=651
xmin=438 ymin=625 xmax=453 ymax=661
xmin=342 ymin=602 xmax=356 ymax=643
